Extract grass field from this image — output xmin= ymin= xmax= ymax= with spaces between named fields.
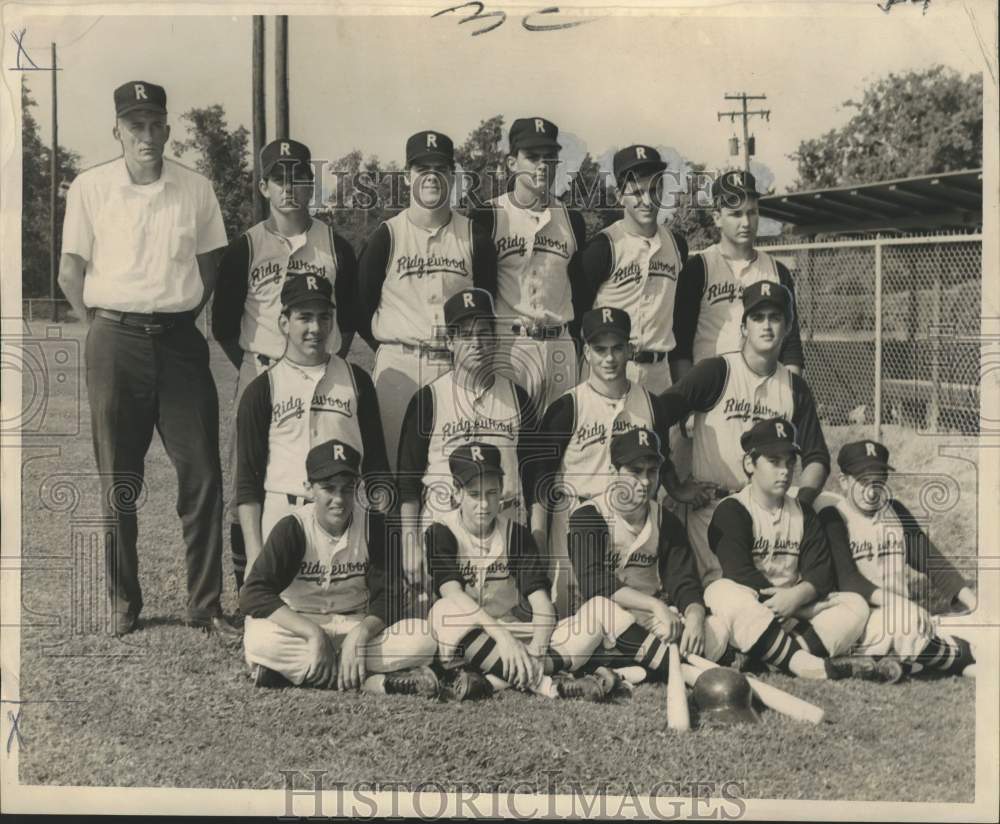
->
xmin=13 ymin=320 xmax=979 ymax=800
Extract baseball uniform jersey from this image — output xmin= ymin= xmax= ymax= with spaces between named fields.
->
xmin=672 ymin=244 xmax=805 ymax=369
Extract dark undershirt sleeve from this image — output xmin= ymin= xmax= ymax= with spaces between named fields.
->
xmin=365 ymin=511 xmax=396 ymax=626
xmin=708 ymin=498 xmax=773 ymax=591
xmin=468 ymin=204 xmax=497 ymax=241
xmin=790 ymin=373 xmax=831 ymax=473
xmin=332 ymin=232 xmax=358 ymax=340
xmin=669 ymin=254 xmax=706 ymax=364
xmin=534 ymin=392 xmax=575 ymax=513
xmin=514 ymin=383 xmax=541 ymax=509
xmin=672 ymin=232 xmax=689 ymax=265
xmin=797 ymin=504 xmax=835 ymax=598
xmin=891 ymin=499 xmax=969 ymax=604
xmin=351 ymin=364 xmax=391 ymax=483
xmin=236 ymin=372 xmax=272 ymax=506
xmin=649 ymin=392 xmax=677 ymax=486
xmin=659 ymin=509 xmax=705 ymax=613
xmin=471 ymin=220 xmax=498 ymax=298
xmin=357 ymin=223 xmax=392 ymax=339
xmin=238 ymin=515 xmax=306 ymax=618
xmin=425 ymin=523 xmax=466 ymax=597
xmin=511 ymin=522 xmax=551 ymax=599
xmin=567 ymin=505 xmax=616 ymax=601
xmin=817 ymin=506 xmax=878 ymax=601
xmin=776 ymin=262 xmax=805 ymax=370
xmin=576 ymin=232 xmax=613 ymax=322
xmin=659 ymin=356 xmax=728 ymax=426
xmin=211 ymin=233 xmax=250 ymax=343
xmin=396 ymin=387 xmax=434 ymax=504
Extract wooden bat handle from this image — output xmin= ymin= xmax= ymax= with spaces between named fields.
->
xmin=666 ymin=643 xmax=691 ymax=732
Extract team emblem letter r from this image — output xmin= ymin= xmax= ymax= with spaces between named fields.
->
xmin=463 ymin=293 xmax=475 ymax=308
xmin=638 ymin=431 xmax=649 ymax=446
xmin=333 ymin=445 xmax=345 ymax=461
xmin=636 ymin=147 xmax=647 ymax=160
xmin=280 ymin=142 xmax=291 ymax=156
xmin=427 ymin=133 xmax=438 ymax=148
xmin=535 ymin=119 xmax=545 ymax=133
xmin=761 ymin=284 xmax=771 ymax=296
xmin=866 ymin=442 xmax=878 ymax=457
xmin=134 ymin=84 xmax=147 ymax=99
xmin=775 ymin=422 xmax=786 ymax=439
xmin=307 ymin=276 xmax=318 ymax=290
xmin=471 ymin=446 xmax=484 ymax=462
xmin=602 ymin=308 xmax=613 ymax=324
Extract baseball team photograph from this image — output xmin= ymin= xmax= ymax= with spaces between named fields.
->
xmin=2 ymin=1 xmax=997 ymax=819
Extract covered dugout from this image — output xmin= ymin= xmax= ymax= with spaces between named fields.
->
xmin=756 ymin=169 xmax=983 ymax=436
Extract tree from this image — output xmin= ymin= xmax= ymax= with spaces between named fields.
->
xmin=454 ymin=115 xmax=506 ymax=209
xmin=171 ymin=104 xmax=253 ymax=238
xmin=790 ymin=66 xmax=983 ymax=189
xmin=21 ymin=78 xmax=81 ymax=302
xmin=563 ymin=152 xmax=618 ymax=240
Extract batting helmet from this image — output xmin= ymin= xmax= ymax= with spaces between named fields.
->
xmin=692 ymin=668 xmax=760 ymax=725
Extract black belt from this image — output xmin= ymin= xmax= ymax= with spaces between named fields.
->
xmin=256 ymin=354 xmax=273 ymax=367
xmin=632 ymin=350 xmax=667 ymax=364
xmin=95 ymin=308 xmax=192 ymax=335
xmin=286 ymin=494 xmax=308 ymax=506
xmin=512 ymin=323 xmax=566 ymax=340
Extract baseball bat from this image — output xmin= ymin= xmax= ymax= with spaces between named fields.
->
xmin=666 ymin=643 xmax=691 ymax=732
xmin=685 ymin=653 xmax=826 ymax=725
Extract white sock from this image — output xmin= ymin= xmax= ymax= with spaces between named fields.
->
xmin=362 ymin=674 xmax=386 ymax=693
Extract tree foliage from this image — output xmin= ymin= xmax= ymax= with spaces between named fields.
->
xmin=563 ymin=152 xmax=618 ymax=240
xmin=171 ymin=104 xmax=253 ymax=238
xmin=790 ymin=66 xmax=983 ymax=189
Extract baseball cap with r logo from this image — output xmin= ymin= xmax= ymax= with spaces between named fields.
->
xmin=114 ymin=81 xmax=167 ymax=117
xmin=306 ymin=439 xmax=361 ymax=482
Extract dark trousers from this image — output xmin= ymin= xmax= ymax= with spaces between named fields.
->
xmin=85 ymin=314 xmax=224 ymax=622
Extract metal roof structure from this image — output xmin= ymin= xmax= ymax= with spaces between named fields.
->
xmin=758 ymin=169 xmax=982 ymax=235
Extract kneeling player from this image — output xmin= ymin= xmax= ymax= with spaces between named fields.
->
xmin=240 ymin=440 xmax=440 ymax=696
xmin=427 ymin=443 xmax=646 ymax=701
xmin=815 ymin=440 xmax=976 ymax=678
xmin=568 ymin=427 xmax=731 ymax=677
xmin=704 ymin=418 xmax=902 ymax=683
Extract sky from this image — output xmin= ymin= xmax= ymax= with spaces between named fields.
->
xmin=8 ymin=1 xmax=991 ymax=197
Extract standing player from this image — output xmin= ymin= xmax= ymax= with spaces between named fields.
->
xmin=703 ymin=418 xmax=901 ymax=683
xmin=671 ymin=170 xmax=804 ymax=381
xmin=568 ymin=428 xmax=731 ymax=671
xmin=212 ymin=138 xmax=357 ymax=590
xmin=814 ymin=441 xmax=977 ymax=678
xmin=532 ymin=308 xmax=714 ymax=617
xmin=469 ymin=117 xmax=587 ymax=413
xmin=58 ymin=80 xmax=236 ymax=637
xmin=359 ymin=130 xmax=497 ymax=472
xmin=396 ymin=288 xmax=539 ymax=589
xmin=577 ymin=145 xmax=687 ymax=393
xmin=427 ymin=443 xmax=640 ymax=701
xmin=236 ymin=276 xmax=389 ymax=576
xmin=240 ymin=439 xmax=441 ymax=696
xmin=660 ymin=280 xmax=830 ymax=585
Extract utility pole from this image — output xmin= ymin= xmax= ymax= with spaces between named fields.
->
xmin=252 ymin=16 xmax=267 ymax=222
xmin=717 ymin=92 xmax=770 ymax=173
xmin=50 ymin=42 xmax=58 ymax=321
xmin=275 ymin=16 xmax=289 ymax=139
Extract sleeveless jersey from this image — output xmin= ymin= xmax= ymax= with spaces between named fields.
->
xmin=692 ymin=244 xmax=780 ymax=363
xmin=370 ymin=210 xmax=475 ymax=346
xmin=241 ymin=219 xmax=342 ymax=359
xmin=730 ymin=485 xmax=805 ymax=588
xmin=436 ymin=508 xmax=521 ymax=618
xmin=692 ymin=352 xmax=796 ymax=492
xmin=830 ymin=495 xmax=909 ymax=596
xmin=264 ymin=356 xmax=364 ymax=496
xmin=490 ymin=193 xmax=578 ymax=324
xmin=595 ymin=222 xmax=682 ymax=352
xmin=281 ymin=502 xmax=370 ymax=615
xmin=592 ymin=496 xmax=663 ymax=596
xmin=560 ymin=381 xmax=658 ymax=502
xmin=425 ymin=373 xmax=523 ymax=504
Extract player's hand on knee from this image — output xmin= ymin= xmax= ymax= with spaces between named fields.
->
xmin=651 ymin=603 xmax=684 ymax=643
xmin=492 ymin=628 xmax=530 ymax=688
xmin=306 ymin=632 xmax=338 ymax=687
xmin=760 ymin=586 xmax=802 ymax=620
xmin=337 ymin=632 xmax=368 ymax=691
xmin=671 ymin=479 xmax=716 ymax=510
xmin=678 ymin=616 xmax=706 ymax=658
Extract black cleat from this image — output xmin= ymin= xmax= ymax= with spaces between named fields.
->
xmin=252 ymin=664 xmax=292 ymax=689
xmin=592 ymin=666 xmax=630 ymax=698
xmin=825 ymin=655 xmax=903 ymax=684
xmin=382 ymin=666 xmax=441 ymax=698
xmin=554 ymin=674 xmax=606 ymax=702
xmin=442 ymin=670 xmax=494 ymax=702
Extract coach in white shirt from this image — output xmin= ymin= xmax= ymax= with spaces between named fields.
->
xmin=58 ymin=80 xmax=238 ymax=638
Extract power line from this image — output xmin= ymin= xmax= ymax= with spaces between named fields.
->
xmin=717 ymin=92 xmax=770 ymax=173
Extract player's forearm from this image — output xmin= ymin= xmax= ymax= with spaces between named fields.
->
xmin=796 ymin=463 xmax=828 ymax=504
xmin=611 ymin=587 xmax=663 ymax=614
xmin=439 ymin=581 xmax=494 ymax=631
xmin=218 ymin=338 xmax=244 ymax=371
xmin=57 ymin=254 xmax=89 ymax=322
xmin=237 ymin=503 xmax=265 ymax=564
xmin=268 ymin=605 xmax=325 ymax=642
xmin=194 ymin=248 xmax=223 ymax=317
xmin=355 ymin=614 xmax=386 ymax=644
xmin=789 ymin=581 xmax=818 ymax=609
xmin=400 ymin=501 xmax=423 ymax=579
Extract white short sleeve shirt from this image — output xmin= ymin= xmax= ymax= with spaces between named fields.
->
xmin=62 ymin=157 xmax=228 ymax=312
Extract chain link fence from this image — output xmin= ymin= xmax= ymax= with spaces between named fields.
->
xmin=759 ymin=232 xmax=982 ymax=435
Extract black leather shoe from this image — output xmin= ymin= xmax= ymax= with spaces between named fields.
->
xmin=111 ymin=613 xmax=139 ymax=637
xmin=189 ymin=615 xmax=243 ymax=639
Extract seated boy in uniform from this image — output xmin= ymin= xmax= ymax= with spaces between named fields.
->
xmin=815 ymin=440 xmax=976 ymax=678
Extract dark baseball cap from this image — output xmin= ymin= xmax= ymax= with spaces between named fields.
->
xmin=613 ymin=145 xmax=667 ymax=184
xmin=692 ymin=667 xmax=760 ymax=726
xmin=711 ymin=169 xmax=764 ymax=207
xmin=260 ymin=139 xmax=314 ymax=181
xmin=509 ymin=117 xmax=561 ymax=154
xmin=740 ymin=417 xmax=801 ymax=457
xmin=838 ymin=440 xmax=895 ymax=475
xmin=444 ymin=288 xmax=496 ymax=328
xmin=449 ymin=442 xmax=505 ymax=486
xmin=742 ymin=279 xmax=793 ymax=322
xmin=306 ymin=439 xmax=361 ymax=482
xmin=610 ymin=427 xmax=664 ymax=468
xmin=406 ymin=131 xmax=454 ymax=167
xmin=582 ymin=306 xmax=631 ymax=343
xmin=114 ymin=81 xmax=167 ymax=117
xmin=281 ymin=274 xmax=334 ymax=310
